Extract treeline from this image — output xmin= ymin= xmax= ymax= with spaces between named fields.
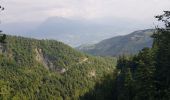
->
xmin=81 ymin=11 xmax=170 ymax=100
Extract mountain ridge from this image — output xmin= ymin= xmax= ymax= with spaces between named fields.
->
xmin=1 ymin=17 xmax=152 ymax=47
xmin=77 ymin=29 xmax=154 ymax=56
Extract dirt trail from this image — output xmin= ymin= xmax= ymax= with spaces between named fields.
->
xmin=78 ymin=57 xmax=88 ymax=64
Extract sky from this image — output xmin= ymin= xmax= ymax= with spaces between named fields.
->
xmin=1 ymin=0 xmax=170 ymax=23
xmin=0 ymin=0 xmax=170 ymax=46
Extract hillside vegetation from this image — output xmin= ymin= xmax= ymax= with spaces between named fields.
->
xmin=77 ymin=29 xmax=154 ymax=56
xmin=0 ymin=35 xmax=116 ymax=100
xmin=80 ymin=11 xmax=170 ymax=100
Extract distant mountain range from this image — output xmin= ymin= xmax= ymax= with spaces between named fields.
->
xmin=77 ymin=29 xmax=154 ymax=56
xmin=1 ymin=17 xmax=153 ymax=47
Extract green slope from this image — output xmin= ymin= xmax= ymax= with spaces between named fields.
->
xmin=77 ymin=29 xmax=154 ymax=56
xmin=0 ymin=35 xmax=116 ymax=100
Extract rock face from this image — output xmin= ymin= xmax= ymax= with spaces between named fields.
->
xmin=35 ymin=48 xmax=66 ymax=74
xmin=88 ymin=70 xmax=96 ymax=77
xmin=35 ymin=48 xmax=50 ymax=70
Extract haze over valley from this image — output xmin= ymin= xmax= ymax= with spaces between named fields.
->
xmin=1 ymin=0 xmax=169 ymax=47
xmin=1 ymin=17 xmax=153 ymax=47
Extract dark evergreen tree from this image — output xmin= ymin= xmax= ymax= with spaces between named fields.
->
xmin=116 ymin=56 xmax=135 ymax=100
xmin=0 ymin=34 xmax=6 ymax=43
xmin=134 ymin=48 xmax=156 ymax=100
xmin=153 ymin=11 xmax=170 ymax=99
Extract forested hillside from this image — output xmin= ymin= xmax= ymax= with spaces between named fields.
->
xmin=81 ymin=11 xmax=170 ymax=100
xmin=77 ymin=29 xmax=154 ymax=56
xmin=0 ymin=1 xmax=169 ymax=99
xmin=0 ymin=35 xmax=116 ymax=99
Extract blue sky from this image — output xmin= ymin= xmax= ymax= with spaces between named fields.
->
xmin=2 ymin=0 xmax=170 ymax=23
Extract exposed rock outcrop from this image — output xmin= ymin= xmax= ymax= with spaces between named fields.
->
xmin=35 ymin=48 xmax=67 ymax=74
xmin=88 ymin=70 xmax=96 ymax=77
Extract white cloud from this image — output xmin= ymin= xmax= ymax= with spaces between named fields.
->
xmin=1 ymin=0 xmax=170 ymax=23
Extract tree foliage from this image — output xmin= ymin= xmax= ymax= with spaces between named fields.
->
xmin=81 ymin=11 xmax=170 ymax=100
xmin=0 ymin=36 xmax=116 ymax=99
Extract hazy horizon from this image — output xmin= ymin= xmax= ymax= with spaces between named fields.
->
xmin=1 ymin=0 xmax=170 ymax=46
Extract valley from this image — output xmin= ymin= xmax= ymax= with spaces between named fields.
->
xmin=0 ymin=1 xmax=170 ymax=99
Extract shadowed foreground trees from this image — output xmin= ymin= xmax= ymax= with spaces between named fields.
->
xmin=80 ymin=11 xmax=170 ymax=100
xmin=153 ymin=11 xmax=170 ymax=99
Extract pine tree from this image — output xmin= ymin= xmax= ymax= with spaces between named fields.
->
xmin=116 ymin=56 xmax=135 ymax=100
xmin=134 ymin=48 xmax=156 ymax=100
xmin=153 ymin=11 xmax=170 ymax=99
